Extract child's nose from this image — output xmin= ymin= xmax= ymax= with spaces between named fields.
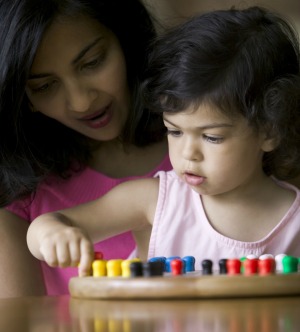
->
xmin=182 ymin=139 xmax=202 ymax=161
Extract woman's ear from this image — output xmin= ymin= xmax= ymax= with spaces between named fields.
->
xmin=28 ymin=101 xmax=38 ymax=113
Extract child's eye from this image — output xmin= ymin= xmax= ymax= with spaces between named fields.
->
xmin=166 ymin=129 xmax=182 ymax=137
xmin=203 ymin=135 xmax=223 ymax=144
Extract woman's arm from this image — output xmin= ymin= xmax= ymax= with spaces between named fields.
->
xmin=27 ymin=178 xmax=159 ymax=276
xmin=0 ymin=209 xmax=46 ymax=297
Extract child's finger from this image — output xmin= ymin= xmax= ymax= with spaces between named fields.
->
xmin=68 ymin=241 xmax=81 ymax=267
xmin=40 ymin=244 xmax=60 ymax=267
xmin=78 ymin=239 xmax=94 ymax=277
xmin=56 ymin=242 xmax=72 ymax=267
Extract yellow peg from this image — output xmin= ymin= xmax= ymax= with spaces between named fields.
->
xmin=92 ymin=260 xmax=107 ymax=277
xmin=106 ymin=259 xmax=123 ymax=277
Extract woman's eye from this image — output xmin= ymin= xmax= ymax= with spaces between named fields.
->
xmin=83 ymin=59 xmax=99 ymax=69
xmin=203 ymin=135 xmax=223 ymax=144
xmin=82 ymin=54 xmax=106 ymax=70
xmin=31 ymin=82 xmax=54 ymax=94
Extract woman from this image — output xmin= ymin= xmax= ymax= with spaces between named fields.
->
xmin=0 ymin=0 xmax=171 ymax=297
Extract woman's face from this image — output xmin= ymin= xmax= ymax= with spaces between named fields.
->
xmin=26 ymin=15 xmax=131 ymax=142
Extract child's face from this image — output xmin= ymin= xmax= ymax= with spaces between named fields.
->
xmin=26 ymin=15 xmax=130 ymax=142
xmin=163 ymin=103 xmax=272 ymax=197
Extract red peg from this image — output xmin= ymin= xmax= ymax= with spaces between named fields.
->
xmin=94 ymin=251 xmax=104 ymax=260
xmin=226 ymin=259 xmax=241 ymax=275
xmin=258 ymin=258 xmax=275 ymax=275
xmin=243 ymin=258 xmax=258 ymax=275
xmin=171 ymin=259 xmax=183 ymax=275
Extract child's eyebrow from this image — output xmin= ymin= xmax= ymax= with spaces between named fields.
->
xmin=163 ymin=117 xmax=233 ymax=130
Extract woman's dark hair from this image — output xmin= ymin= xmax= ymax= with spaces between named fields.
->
xmin=0 ymin=0 xmax=163 ymax=206
xmin=141 ymin=6 xmax=300 ymax=180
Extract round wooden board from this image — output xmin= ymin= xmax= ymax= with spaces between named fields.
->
xmin=69 ymin=272 xmax=300 ymax=300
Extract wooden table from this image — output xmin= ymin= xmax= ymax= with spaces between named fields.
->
xmin=0 ymin=295 xmax=299 ymax=331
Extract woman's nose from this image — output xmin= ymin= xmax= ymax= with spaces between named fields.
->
xmin=65 ymin=81 xmax=97 ymax=113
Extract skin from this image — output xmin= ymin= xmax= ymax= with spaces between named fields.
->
xmin=0 ymin=15 xmax=167 ymax=298
xmin=26 ymin=15 xmax=167 ymax=177
xmin=27 ymin=103 xmax=296 ymax=276
xmin=26 ymin=15 xmax=130 ymax=143
xmin=0 ymin=210 xmax=46 ymax=297
xmin=164 ymin=104 xmax=295 ymax=241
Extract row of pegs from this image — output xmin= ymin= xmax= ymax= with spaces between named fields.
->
xmin=149 ymin=254 xmax=300 ymax=276
xmin=85 ymin=252 xmax=299 ymax=278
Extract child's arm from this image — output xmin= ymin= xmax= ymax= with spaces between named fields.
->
xmin=27 ymin=178 xmax=159 ymax=276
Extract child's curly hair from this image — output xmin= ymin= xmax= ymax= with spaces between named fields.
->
xmin=141 ymin=6 xmax=300 ymax=180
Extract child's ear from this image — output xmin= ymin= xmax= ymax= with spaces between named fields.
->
xmin=261 ymin=133 xmax=280 ymax=152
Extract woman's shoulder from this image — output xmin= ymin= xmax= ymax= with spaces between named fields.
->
xmin=6 ymin=153 xmax=172 ymax=220
xmin=6 ymin=166 xmax=112 ymax=219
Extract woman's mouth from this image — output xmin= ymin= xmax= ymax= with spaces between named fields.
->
xmin=79 ymin=104 xmax=113 ymax=129
xmin=184 ymin=172 xmax=205 ymax=186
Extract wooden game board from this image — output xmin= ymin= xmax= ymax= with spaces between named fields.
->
xmin=69 ymin=271 xmax=300 ymax=300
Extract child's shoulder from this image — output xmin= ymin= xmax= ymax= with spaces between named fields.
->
xmin=154 ymin=170 xmax=194 ymax=198
xmin=271 ymin=177 xmax=300 ymax=217
xmin=273 ymin=177 xmax=300 ymax=196
xmin=113 ymin=176 xmax=160 ymax=199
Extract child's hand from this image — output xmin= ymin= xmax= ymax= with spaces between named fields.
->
xmin=39 ymin=225 xmax=94 ymax=277
xmin=27 ymin=213 xmax=94 ymax=277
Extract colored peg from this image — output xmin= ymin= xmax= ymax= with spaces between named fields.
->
xmin=143 ymin=261 xmax=164 ymax=277
xmin=171 ymin=259 xmax=184 ymax=275
xmin=239 ymin=257 xmax=246 ymax=273
xmin=129 ymin=261 xmax=143 ymax=277
xmin=275 ymin=254 xmax=287 ymax=272
xmin=258 ymin=258 xmax=275 ymax=275
xmin=106 ymin=259 xmax=122 ymax=277
xmin=247 ymin=254 xmax=258 ymax=260
xmin=92 ymin=260 xmax=107 ymax=277
xmin=148 ymin=256 xmax=166 ymax=263
xmin=243 ymin=258 xmax=259 ymax=275
xmin=165 ymin=256 xmax=181 ymax=272
xmin=94 ymin=251 xmax=104 ymax=260
xmin=148 ymin=257 xmax=167 ymax=271
xmin=259 ymin=254 xmax=274 ymax=260
xmin=282 ymin=255 xmax=299 ymax=274
xmin=182 ymin=256 xmax=196 ymax=273
xmin=201 ymin=259 xmax=213 ymax=275
xmin=226 ymin=259 xmax=241 ymax=275
xmin=219 ymin=258 xmax=228 ymax=274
